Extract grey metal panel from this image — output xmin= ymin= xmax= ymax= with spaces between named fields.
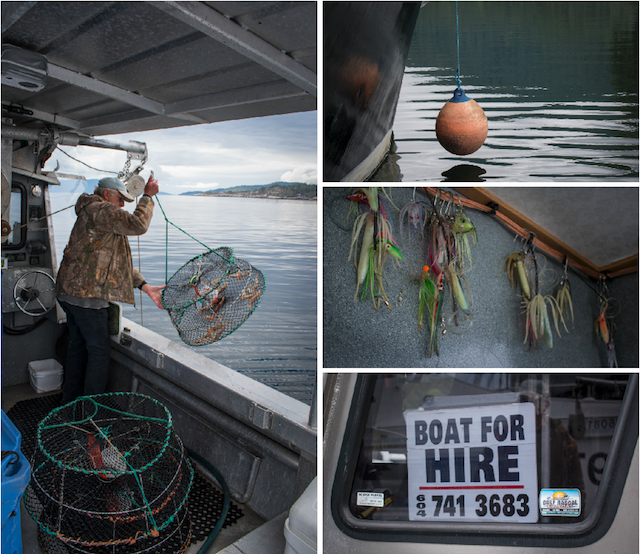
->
xmin=165 ymin=81 xmax=307 ymax=115
xmin=47 ymin=63 xmax=167 ymax=115
xmin=2 ymin=2 xmax=117 ymax=52
xmin=0 ymin=1 xmax=38 ymax=34
xmin=152 ymin=1 xmax=316 ymax=95
xmin=0 ymin=317 xmax=61 ymax=386
xmin=136 ymin=382 xmax=263 ymax=502
xmin=213 ymin=511 xmax=288 ymax=554
xmin=1 ymin=1 xmax=317 ymax=135
xmin=233 ymin=2 xmax=317 ymax=58
xmin=110 ymin=345 xmax=313 ymax=518
xmin=120 ymin=357 xmax=303 ymax=471
xmin=114 ymin=318 xmax=317 ymax=458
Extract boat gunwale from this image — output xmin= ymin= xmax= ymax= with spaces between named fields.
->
xmin=113 ymin=317 xmax=317 ymax=458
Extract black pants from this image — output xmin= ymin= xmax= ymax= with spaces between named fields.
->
xmin=58 ymin=300 xmax=111 ymax=404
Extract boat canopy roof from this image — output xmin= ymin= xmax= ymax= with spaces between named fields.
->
xmin=1 ymin=1 xmax=317 ymax=135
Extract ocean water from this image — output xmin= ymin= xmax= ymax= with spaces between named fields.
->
xmin=50 ymin=193 xmax=317 ymax=405
xmin=374 ymin=1 xmax=639 ymax=181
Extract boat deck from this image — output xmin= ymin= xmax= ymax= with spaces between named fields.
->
xmin=3 ymin=384 xmax=288 ymax=554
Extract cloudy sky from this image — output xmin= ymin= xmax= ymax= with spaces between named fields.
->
xmin=43 ymin=111 xmax=317 ymax=195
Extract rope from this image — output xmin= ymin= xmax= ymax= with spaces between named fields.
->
xmin=165 ymin=214 xmax=169 ymax=285
xmin=136 ymin=195 xmax=144 ymax=324
xmin=57 ymin=147 xmax=119 ymax=175
xmin=455 ymin=0 xmax=462 ymax=89
xmin=8 ymin=203 xmax=75 ymax=232
xmin=153 ymin=195 xmax=232 ymax=285
xmin=187 ymin=449 xmax=230 ymax=554
xmin=138 ymin=234 xmax=143 ymax=323
xmin=41 ymin=395 xmax=170 ymax=431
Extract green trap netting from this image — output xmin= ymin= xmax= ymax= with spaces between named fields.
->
xmin=161 ymin=247 xmax=266 ymax=347
xmin=24 ymin=393 xmax=194 ymax=554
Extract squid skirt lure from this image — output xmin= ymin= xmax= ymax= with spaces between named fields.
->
xmin=399 ymin=189 xmax=430 ymax=241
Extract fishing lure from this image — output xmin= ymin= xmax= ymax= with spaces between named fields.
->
xmin=348 ymin=186 xmax=379 ymax=212
xmin=446 ymin=261 xmax=470 ymax=316
xmin=501 ymin=251 xmax=531 ymax=300
xmin=399 ymin=188 xmax=430 ymax=240
xmin=418 ymin=265 xmax=444 ymax=357
xmin=555 ymin=258 xmax=574 ymax=328
xmin=596 ymin=305 xmax=619 ymax=367
xmin=349 ymin=212 xmax=374 ymax=302
xmin=347 ymin=188 xmax=402 ymax=310
xmin=502 ymin=235 xmax=566 ymax=349
xmin=524 ymin=293 xmax=566 ymax=349
xmin=594 ymin=278 xmax=618 ymax=367
xmin=370 ymin=208 xmax=403 ymax=310
xmin=451 ymin=202 xmax=477 ymax=271
xmin=595 ymin=302 xmax=610 ymax=344
xmin=418 ymin=189 xmax=476 ymax=355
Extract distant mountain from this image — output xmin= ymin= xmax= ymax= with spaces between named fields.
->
xmin=181 ymin=184 xmax=266 ymax=195
xmin=183 ymin=182 xmax=317 ymax=199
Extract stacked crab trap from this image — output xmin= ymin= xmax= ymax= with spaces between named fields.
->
xmin=24 ymin=393 xmax=194 ymax=554
xmin=162 ymin=247 xmax=266 ymax=347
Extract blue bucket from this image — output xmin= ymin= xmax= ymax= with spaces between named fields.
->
xmin=1 ymin=410 xmax=31 ymax=554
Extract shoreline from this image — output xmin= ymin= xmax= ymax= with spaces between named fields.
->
xmin=189 ymin=193 xmax=317 ymax=201
xmin=49 ymin=191 xmax=317 ymax=201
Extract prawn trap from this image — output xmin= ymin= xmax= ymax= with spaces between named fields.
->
xmin=24 ymin=393 xmax=194 ymax=554
xmin=161 ymin=247 xmax=266 ymax=347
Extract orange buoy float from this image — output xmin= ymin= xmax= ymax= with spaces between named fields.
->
xmin=436 ymin=87 xmax=488 ymax=156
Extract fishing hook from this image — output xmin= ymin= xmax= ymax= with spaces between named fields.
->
xmin=524 ymin=231 xmax=537 ymax=254
xmin=561 ymin=256 xmax=569 ymax=284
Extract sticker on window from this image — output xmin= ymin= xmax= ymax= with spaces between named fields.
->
xmin=539 ymin=489 xmax=581 ymax=516
xmin=357 ymin=491 xmax=385 ymax=507
xmin=405 ymin=403 xmax=538 ymax=523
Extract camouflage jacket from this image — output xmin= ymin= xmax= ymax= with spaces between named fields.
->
xmin=56 ymin=193 xmax=154 ymax=305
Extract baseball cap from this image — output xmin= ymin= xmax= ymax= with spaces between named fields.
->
xmin=99 ymin=177 xmax=134 ymax=202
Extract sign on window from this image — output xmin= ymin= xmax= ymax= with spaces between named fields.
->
xmin=405 ymin=403 xmax=538 ymax=522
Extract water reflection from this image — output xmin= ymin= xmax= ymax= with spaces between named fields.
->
xmin=374 ymin=1 xmax=639 ymax=181
xmin=441 ymin=164 xmax=486 ymax=182
xmin=369 ymin=139 xmax=403 ymax=182
xmin=51 ymin=194 xmax=317 ymax=404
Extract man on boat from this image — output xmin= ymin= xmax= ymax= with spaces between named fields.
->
xmin=55 ymin=175 xmax=165 ymax=404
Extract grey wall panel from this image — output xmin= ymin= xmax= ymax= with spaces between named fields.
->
xmin=323 ymin=186 xmax=638 ymax=369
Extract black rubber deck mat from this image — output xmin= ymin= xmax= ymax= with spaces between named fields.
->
xmin=6 ymin=392 xmax=62 ymax=461
xmin=6 ymin=393 xmax=243 ymax=547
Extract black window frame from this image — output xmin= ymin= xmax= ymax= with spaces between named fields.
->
xmin=4 ymin=182 xmax=27 ymax=250
xmin=331 ymin=373 xmax=638 ymax=548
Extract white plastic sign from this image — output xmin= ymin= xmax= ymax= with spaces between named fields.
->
xmin=405 ymin=403 xmax=538 ymax=523
xmin=357 ymin=491 xmax=385 ymax=507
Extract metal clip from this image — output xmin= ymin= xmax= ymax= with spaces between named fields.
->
xmin=250 ymin=402 xmax=274 ymax=430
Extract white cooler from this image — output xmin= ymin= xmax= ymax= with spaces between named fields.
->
xmin=284 ymin=477 xmax=317 ymax=554
xmin=28 ymin=359 xmax=63 ymax=393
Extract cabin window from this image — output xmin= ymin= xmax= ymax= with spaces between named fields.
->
xmin=5 ymin=183 xmax=27 ymax=249
xmin=332 ymin=373 xmax=638 ymax=547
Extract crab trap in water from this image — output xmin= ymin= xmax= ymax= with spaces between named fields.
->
xmin=24 ymin=393 xmax=194 ymax=554
xmin=161 ymin=247 xmax=266 ymax=347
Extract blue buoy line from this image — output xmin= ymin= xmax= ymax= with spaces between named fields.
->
xmin=455 ymin=0 xmax=462 ymax=90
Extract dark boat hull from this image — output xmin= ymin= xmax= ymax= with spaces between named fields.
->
xmin=323 ymin=2 xmax=421 ymax=182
